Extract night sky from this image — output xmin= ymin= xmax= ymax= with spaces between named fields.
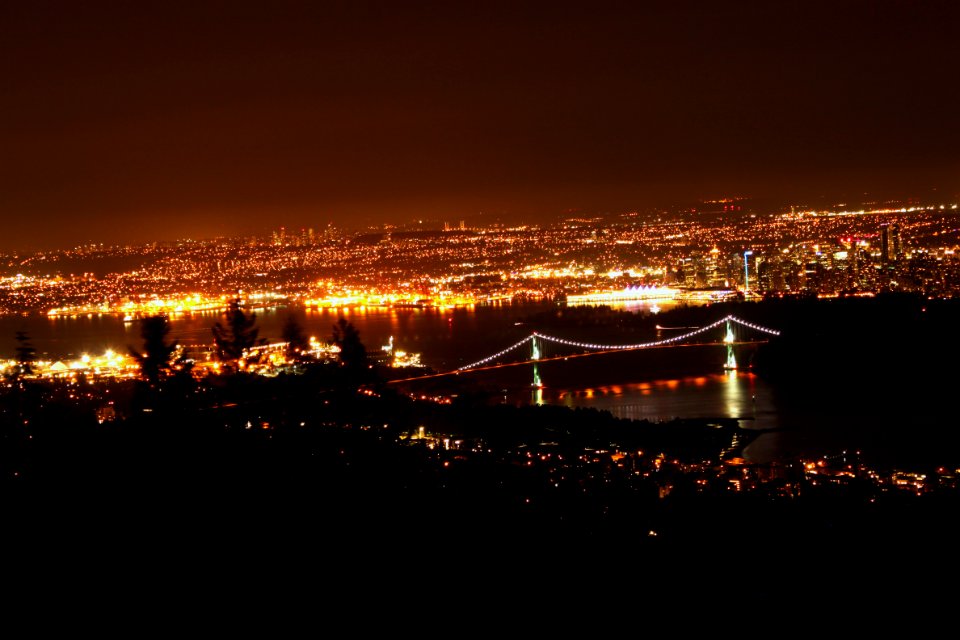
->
xmin=2 ymin=1 xmax=959 ymax=251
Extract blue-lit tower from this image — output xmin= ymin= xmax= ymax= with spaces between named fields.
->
xmin=531 ymin=333 xmax=543 ymax=388
xmin=723 ymin=318 xmax=737 ymax=370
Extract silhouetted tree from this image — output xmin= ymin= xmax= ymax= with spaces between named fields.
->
xmin=129 ymin=315 xmax=178 ymax=384
xmin=212 ymin=299 xmax=261 ymax=370
xmin=5 ymin=330 xmax=37 ymax=384
xmin=331 ymin=317 xmax=367 ymax=371
xmin=282 ymin=313 xmax=310 ymax=361
xmin=14 ymin=330 xmax=36 ymax=376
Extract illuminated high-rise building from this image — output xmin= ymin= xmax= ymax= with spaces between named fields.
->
xmin=880 ymin=223 xmax=901 ymax=263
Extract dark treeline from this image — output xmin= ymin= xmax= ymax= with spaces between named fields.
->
xmin=2 ymin=359 xmax=752 ymax=505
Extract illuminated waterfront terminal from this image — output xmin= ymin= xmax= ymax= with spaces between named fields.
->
xmin=566 ymin=286 xmax=738 ymax=306
xmin=566 ymin=286 xmax=680 ymax=305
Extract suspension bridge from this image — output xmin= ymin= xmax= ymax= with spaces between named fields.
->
xmin=387 ymin=315 xmax=780 ymax=385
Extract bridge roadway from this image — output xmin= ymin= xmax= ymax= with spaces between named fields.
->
xmin=385 ymin=339 xmax=768 ymax=384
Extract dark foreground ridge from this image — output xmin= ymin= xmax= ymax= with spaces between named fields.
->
xmin=4 ymin=363 xmax=957 ymax=555
xmin=3 ymin=296 xmax=959 ymax=607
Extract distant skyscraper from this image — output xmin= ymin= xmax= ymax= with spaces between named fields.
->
xmin=880 ymin=223 xmax=901 ymax=263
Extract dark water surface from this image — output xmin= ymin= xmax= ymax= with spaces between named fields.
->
xmin=1 ymin=303 xmax=951 ymax=466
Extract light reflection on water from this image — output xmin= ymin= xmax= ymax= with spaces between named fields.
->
xmin=537 ymin=371 xmax=785 ymax=463
xmin=545 ymin=372 xmax=777 ymax=428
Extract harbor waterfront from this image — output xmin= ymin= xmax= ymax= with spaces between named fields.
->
xmin=2 ymin=300 xmax=951 ymax=466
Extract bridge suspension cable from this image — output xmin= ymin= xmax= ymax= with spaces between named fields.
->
xmin=456 ymin=334 xmax=534 ymax=371
xmin=723 ymin=315 xmax=780 ymax=336
xmin=534 ymin=315 xmax=778 ymax=352
xmin=453 ymin=315 xmax=779 ymax=372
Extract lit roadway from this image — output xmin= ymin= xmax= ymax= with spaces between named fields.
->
xmin=385 ymin=340 xmax=768 ymax=384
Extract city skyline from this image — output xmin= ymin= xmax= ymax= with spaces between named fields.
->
xmin=3 ymin=2 xmax=960 ymax=252
xmin=3 ymin=198 xmax=958 ymax=362
xmin=7 ymin=2 xmax=960 ymax=598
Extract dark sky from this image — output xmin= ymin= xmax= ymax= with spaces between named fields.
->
xmin=2 ymin=1 xmax=959 ymax=251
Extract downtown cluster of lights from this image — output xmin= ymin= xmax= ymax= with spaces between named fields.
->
xmin=2 ymin=199 xmax=960 ymax=327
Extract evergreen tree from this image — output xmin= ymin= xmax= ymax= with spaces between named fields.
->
xmin=212 ymin=299 xmax=261 ymax=370
xmin=15 ymin=330 xmax=36 ymax=374
xmin=9 ymin=330 xmax=36 ymax=381
xmin=130 ymin=315 xmax=178 ymax=384
xmin=331 ymin=317 xmax=367 ymax=371
xmin=282 ymin=313 xmax=310 ymax=361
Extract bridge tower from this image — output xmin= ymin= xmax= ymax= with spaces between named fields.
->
xmin=531 ymin=333 xmax=543 ymax=388
xmin=723 ymin=318 xmax=737 ymax=370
